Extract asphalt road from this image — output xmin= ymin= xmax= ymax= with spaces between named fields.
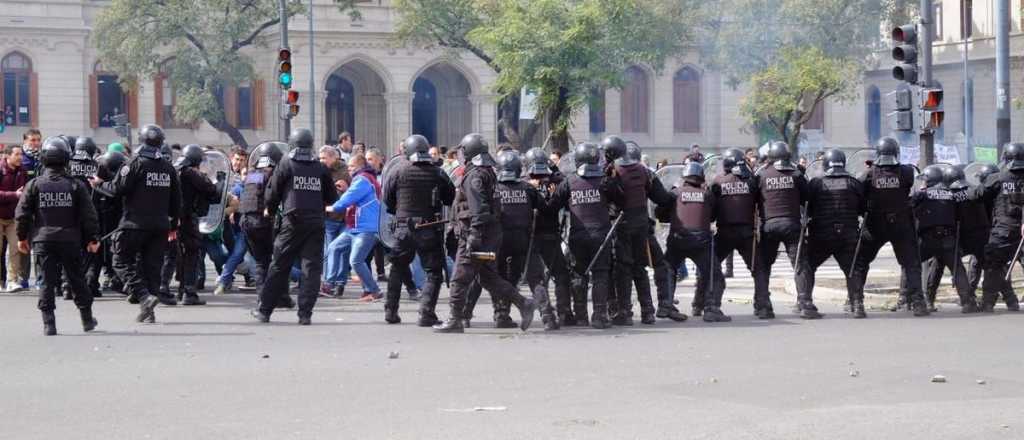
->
xmin=2 ymin=256 xmax=1022 ymax=440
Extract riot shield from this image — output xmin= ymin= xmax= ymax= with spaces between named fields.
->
xmin=377 ymin=155 xmax=404 ymax=249
xmin=805 ymin=159 xmax=825 ymax=179
xmin=652 ymin=164 xmax=688 ymax=248
xmin=702 ymin=154 xmax=724 ymax=180
xmin=964 ymin=162 xmax=988 ymax=187
xmin=847 ymin=149 xmax=876 ymax=179
xmin=198 ymin=149 xmax=234 ymax=235
xmin=557 ymin=152 xmax=576 ymax=176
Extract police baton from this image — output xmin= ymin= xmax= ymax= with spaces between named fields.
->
xmin=514 ymin=209 xmax=538 ymax=288
xmin=794 ymin=202 xmax=809 ymax=271
xmin=848 ymin=216 xmax=866 ymax=277
xmin=583 ymin=213 xmax=625 ymax=276
xmin=415 ymin=218 xmax=450 ymax=229
xmin=953 ymin=221 xmax=961 ymax=287
xmin=1006 ymin=211 xmax=1024 ymax=282
xmin=99 ymin=228 xmax=120 ymax=242
xmin=751 ymin=206 xmax=760 ymax=273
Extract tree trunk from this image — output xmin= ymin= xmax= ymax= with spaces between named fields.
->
xmin=546 ymin=87 xmax=571 ymax=153
xmin=208 ymin=117 xmax=249 ymax=150
xmin=498 ymin=96 xmax=523 ymax=147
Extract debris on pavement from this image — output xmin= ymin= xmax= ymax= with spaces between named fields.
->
xmin=849 ymin=370 xmax=859 ymax=377
xmin=931 ymin=375 xmax=947 ymax=383
xmin=441 ymin=406 xmax=508 ymax=413
xmin=976 ymin=379 xmax=987 ymax=385
xmin=388 ymin=351 xmax=400 ymax=359
xmin=261 ymin=354 xmax=270 ymax=359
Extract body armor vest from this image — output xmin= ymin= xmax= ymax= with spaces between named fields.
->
xmin=396 ymin=163 xmax=443 ymax=219
xmin=566 ymin=174 xmax=610 ymax=235
xmin=281 ymin=159 xmax=324 ymax=216
xmin=240 ymin=170 xmax=269 ymax=215
xmin=497 ymin=180 xmax=532 ymax=231
xmin=714 ymin=173 xmax=755 ymax=225
xmin=914 ymin=187 xmax=957 ymax=231
xmin=34 ymin=176 xmax=79 ymax=242
xmin=673 ymin=184 xmax=712 ymax=232
xmin=810 ymin=176 xmax=860 ymax=230
xmin=759 ymin=167 xmax=801 ymax=220
xmin=867 ymin=165 xmax=913 ymax=223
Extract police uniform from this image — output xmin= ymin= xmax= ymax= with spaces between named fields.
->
xmin=16 ymin=139 xmax=100 ymax=335
xmin=92 ymin=152 xmax=126 ymax=295
xmin=755 ymin=147 xmax=810 ymax=319
xmin=912 ymin=166 xmax=978 ymax=312
xmin=973 ymin=143 xmax=1024 ymax=312
xmin=174 ymin=155 xmax=220 ymax=304
xmin=253 ymin=129 xmax=339 ymax=324
xmin=63 ymin=139 xmax=101 ymax=300
xmin=381 ymin=136 xmax=455 ymax=326
xmin=710 ymin=150 xmax=766 ymax=317
xmin=522 ymin=150 xmax=576 ymax=326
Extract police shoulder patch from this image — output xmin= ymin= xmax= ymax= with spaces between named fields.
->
xmin=471 ymin=176 xmax=483 ymax=191
xmin=120 ymin=164 xmax=130 ymax=177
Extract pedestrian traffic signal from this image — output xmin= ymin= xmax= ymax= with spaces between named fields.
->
xmin=285 ymin=90 xmax=300 ymax=118
xmin=891 ymin=24 xmax=918 ymax=84
xmin=920 ymin=88 xmax=944 ymax=131
xmin=887 ymin=88 xmax=914 ymax=132
xmin=278 ymin=48 xmax=292 ymax=89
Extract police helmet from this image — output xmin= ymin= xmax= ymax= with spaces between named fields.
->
xmin=919 ymin=164 xmax=946 ymax=188
xmin=40 ymin=136 xmax=72 ymax=168
xmin=180 ymin=144 xmax=205 ymax=168
xmin=288 ymin=128 xmax=314 ymax=150
xmin=251 ymin=141 xmax=286 ymax=170
xmin=1002 ymin=143 xmax=1024 ymax=171
xmin=403 ymin=135 xmax=432 ymax=164
xmin=574 ymin=142 xmax=603 ymax=177
xmin=943 ymin=164 xmax=968 ymax=189
xmin=73 ymin=136 xmax=98 ymax=161
xmin=523 ymin=147 xmax=551 ymax=177
xmin=875 ymin=137 xmax=900 ymax=166
xmin=160 ymin=143 xmax=174 ymax=162
xmin=96 ymin=151 xmax=127 ymax=181
xmin=496 ymin=150 xmax=522 ymax=183
xmin=460 ymin=133 xmax=494 ymax=167
xmin=682 ymin=161 xmax=705 ymax=184
xmin=769 ymin=141 xmax=795 ymax=171
xmin=602 ymin=135 xmax=632 ymax=165
xmin=139 ymin=124 xmax=165 ymax=148
xmin=976 ymin=163 xmax=1000 ymax=185
xmin=823 ymin=149 xmax=848 ymax=176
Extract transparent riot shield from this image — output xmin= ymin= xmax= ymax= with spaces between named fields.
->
xmin=198 ymin=149 xmax=234 ymax=235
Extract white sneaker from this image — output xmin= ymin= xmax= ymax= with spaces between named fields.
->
xmin=5 ymin=282 xmax=23 ymax=293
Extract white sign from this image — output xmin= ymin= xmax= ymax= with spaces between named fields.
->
xmin=519 ymin=88 xmax=538 ymax=120
xmin=900 ymin=146 xmax=920 ymax=165
xmin=934 ymin=143 xmax=961 ymax=164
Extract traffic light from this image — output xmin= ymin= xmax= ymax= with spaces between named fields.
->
xmin=920 ymin=88 xmax=944 ymax=131
xmin=887 ymin=88 xmax=914 ymax=131
xmin=891 ymin=24 xmax=918 ymax=84
xmin=277 ymin=48 xmax=292 ymax=89
xmin=286 ymin=90 xmax=300 ymax=118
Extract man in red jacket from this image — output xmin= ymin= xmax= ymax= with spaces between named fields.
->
xmin=0 ymin=144 xmax=29 ymax=292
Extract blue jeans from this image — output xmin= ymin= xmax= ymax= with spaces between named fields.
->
xmin=325 ymin=231 xmax=380 ymax=293
xmin=322 ymin=219 xmax=345 ymax=281
xmin=411 ymin=255 xmax=426 ymax=290
xmin=218 ymin=225 xmax=248 ymax=286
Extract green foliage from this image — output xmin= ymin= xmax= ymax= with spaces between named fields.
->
xmin=94 ymin=0 xmax=307 ymax=146
xmin=392 ymin=0 xmax=489 ymax=60
xmin=740 ymin=46 xmax=858 ymax=148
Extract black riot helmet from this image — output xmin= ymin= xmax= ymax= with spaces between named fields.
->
xmin=1003 ymin=143 xmax=1024 ymax=171
xmin=73 ymin=136 xmax=98 ymax=160
xmin=96 ymin=151 xmax=127 ymax=181
xmin=496 ymin=150 xmax=522 ymax=182
xmin=403 ymin=135 xmax=432 ymax=164
xmin=602 ymin=135 xmax=632 ymax=165
xmin=823 ymin=149 xmax=848 ymax=176
xmin=976 ymin=163 xmax=1000 ymax=185
xmin=574 ymin=142 xmax=604 ymax=177
xmin=179 ymin=144 xmax=205 ymax=168
xmin=919 ymin=164 xmax=946 ymax=188
xmin=625 ymin=142 xmax=642 ymax=163
xmin=943 ymin=164 xmax=968 ymax=189
xmin=160 ymin=143 xmax=174 ymax=162
xmin=721 ymin=148 xmax=751 ymax=177
xmin=250 ymin=141 xmax=286 ymax=169
xmin=768 ymin=141 xmax=795 ymax=171
xmin=875 ymin=136 xmax=900 ymax=166
xmin=139 ymin=124 xmax=165 ymax=147
xmin=40 ymin=136 xmax=72 ymax=168
xmin=460 ymin=133 xmax=494 ymax=166
xmin=288 ymin=128 xmax=314 ymax=150
xmin=682 ymin=161 xmax=705 ymax=185
xmin=523 ymin=147 xmax=551 ymax=176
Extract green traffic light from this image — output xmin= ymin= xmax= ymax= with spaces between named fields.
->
xmin=279 ymin=72 xmax=292 ymax=87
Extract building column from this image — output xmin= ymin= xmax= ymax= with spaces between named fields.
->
xmin=469 ymin=93 xmax=499 ymax=144
xmin=385 ymin=92 xmax=413 ymax=156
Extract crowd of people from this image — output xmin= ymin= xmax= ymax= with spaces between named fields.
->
xmin=11 ymin=122 xmax=1024 ymax=336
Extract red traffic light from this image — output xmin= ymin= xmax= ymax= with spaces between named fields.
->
xmin=922 ymin=89 xmax=943 ymax=109
xmin=286 ymin=90 xmax=299 ymax=104
xmin=278 ymin=48 xmax=291 ymax=61
xmin=289 ymin=104 xmax=300 ymax=117
xmin=892 ymin=25 xmax=917 ymax=44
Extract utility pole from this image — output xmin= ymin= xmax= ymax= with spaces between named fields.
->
xmin=309 ymin=0 xmax=316 ymax=144
xmin=996 ymin=0 xmax=1011 ymax=154
xmin=279 ymin=0 xmax=290 ymax=138
xmin=919 ymin=0 xmax=934 ymax=167
xmin=962 ymin=0 xmax=972 ymax=160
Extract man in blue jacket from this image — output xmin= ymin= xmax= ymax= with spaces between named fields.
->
xmin=324 ymin=153 xmax=381 ymax=301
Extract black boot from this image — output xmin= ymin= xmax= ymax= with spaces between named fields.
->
xmin=250 ymin=309 xmax=270 ymax=323
xmin=1004 ymin=293 xmax=1020 ymax=311
xmin=656 ymin=306 xmax=688 ymax=322
xmin=494 ymin=314 xmax=518 ymax=329
xmin=62 ymin=284 xmax=73 ymax=301
xmin=888 ymin=295 xmax=908 ymax=312
xmin=853 ymin=301 xmax=867 ymax=319
xmin=517 ymin=297 xmax=536 ymax=331
xmin=297 ymin=314 xmax=312 ymax=325
xmin=590 ymin=307 xmax=611 ymax=329
xmin=702 ymin=307 xmax=732 ymax=322
xmin=136 ymin=295 xmax=159 ymax=323
xmin=182 ymin=293 xmax=206 ymax=306
xmin=691 ymin=306 xmax=704 ymax=317
xmin=42 ymin=311 xmax=56 ymax=336
xmin=961 ymin=301 xmax=980 ymax=314
xmin=911 ymin=300 xmax=931 ymax=317
xmin=755 ymin=306 xmax=775 ymax=320
xmin=277 ymin=294 xmax=296 ymax=309
xmin=558 ymin=311 xmax=576 ymax=327
xmin=799 ymin=301 xmax=823 ymax=319
xmin=434 ymin=308 xmax=465 ymax=333
xmin=573 ymin=306 xmax=589 ymax=327
xmin=611 ymin=312 xmax=633 ymax=326
xmin=542 ymin=313 xmax=559 ymax=331
xmin=80 ymin=308 xmax=98 ymax=332
xmin=418 ymin=310 xmax=440 ymax=327
xmin=384 ymin=307 xmax=401 ymax=324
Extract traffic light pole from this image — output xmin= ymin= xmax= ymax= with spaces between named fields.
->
xmin=919 ymin=0 xmax=934 ymax=168
xmin=278 ymin=0 xmax=290 ymax=139
xmin=996 ymin=0 xmax=1011 ymax=154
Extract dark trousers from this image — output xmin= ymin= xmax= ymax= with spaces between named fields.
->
xmin=980 ymin=225 xmax=1024 ymax=307
xmin=242 ymin=222 xmax=273 ymax=286
xmin=112 ymin=229 xmax=168 ymax=301
xmin=526 ymin=234 xmax=572 ymax=317
xmin=647 ymin=238 xmax=676 ymax=309
xmin=796 ymin=227 xmax=858 ymax=303
xmin=850 ymin=219 xmax=924 ymax=304
xmin=385 ymin=221 xmax=445 ymax=318
xmin=257 ymin=219 xmax=324 ymax=317
xmin=160 ymin=238 xmax=178 ymax=293
xmin=665 ymin=232 xmax=723 ymax=309
xmin=757 ymin=218 xmax=807 ymax=309
xmin=37 ymin=242 xmax=92 ymax=312
xmin=448 ymin=236 xmax=528 ymax=320
xmin=566 ymin=232 xmax=611 ymax=317
xmin=611 ymin=228 xmax=656 ymax=317
xmin=175 ymin=217 xmax=202 ymax=296
xmin=714 ymin=224 xmax=765 ymax=307
xmin=918 ymin=227 xmax=973 ymax=305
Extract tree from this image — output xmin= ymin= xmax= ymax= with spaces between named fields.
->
xmin=94 ymin=0 xmax=317 ymax=149
xmin=740 ymin=47 xmax=858 ymax=149
xmin=704 ymin=0 xmax=885 ymax=155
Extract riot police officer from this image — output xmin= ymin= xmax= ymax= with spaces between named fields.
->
xmin=973 ymin=143 xmax=1024 ymax=312
xmin=913 ymin=165 xmax=978 ymax=313
xmin=16 ymin=137 xmax=100 ymax=335
xmin=662 ymin=162 xmax=729 ymax=322
xmin=602 ymin=135 xmax=675 ymax=325
xmin=710 ymin=148 xmax=765 ymax=317
xmin=850 ymin=137 xmax=929 ymax=316
xmin=797 ymin=150 xmax=867 ymax=318
xmin=250 ymin=129 xmax=338 ymax=325
xmin=543 ymin=142 xmax=616 ymax=329
xmin=172 ymin=145 xmax=221 ymax=305
xmin=381 ymin=135 xmax=454 ymax=326
xmin=55 ymin=137 xmax=102 ymax=300
xmin=755 ymin=141 xmax=811 ymax=319
xmin=104 ymin=124 xmax=181 ymax=324
xmin=436 ymin=134 xmax=536 ymax=333
xmin=92 ymin=150 xmax=126 ymax=296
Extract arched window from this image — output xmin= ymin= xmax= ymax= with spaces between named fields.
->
xmin=214 ymin=81 xmax=260 ymax=130
xmin=2 ymin=52 xmax=35 ymax=127
xmin=673 ymin=67 xmax=701 ymax=133
xmin=620 ymin=66 xmax=649 ymax=133
xmin=866 ymin=85 xmax=881 ymax=144
xmin=154 ymin=60 xmax=190 ymax=128
xmin=91 ymin=62 xmax=132 ymax=128
xmin=589 ymin=88 xmax=606 ymax=134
